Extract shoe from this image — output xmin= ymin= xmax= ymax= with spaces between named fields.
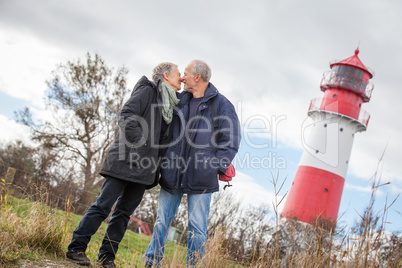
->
xmin=66 ymin=251 xmax=91 ymax=266
xmin=144 ymin=263 xmax=152 ymax=268
xmin=98 ymin=260 xmax=117 ymax=268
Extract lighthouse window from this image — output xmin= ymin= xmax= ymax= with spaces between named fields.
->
xmin=331 ymin=65 xmax=364 ymax=92
xmin=340 ymin=128 xmax=344 ymax=132
xmin=324 ymin=188 xmax=328 ymax=192
xmin=333 ymin=65 xmax=364 ymax=79
xmin=333 ymin=94 xmax=337 ymax=98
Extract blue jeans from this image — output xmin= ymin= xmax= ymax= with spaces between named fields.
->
xmin=68 ymin=177 xmax=146 ymax=262
xmin=144 ymin=187 xmax=212 ymax=266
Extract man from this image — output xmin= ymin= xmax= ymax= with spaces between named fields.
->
xmin=144 ymin=60 xmax=241 ymax=266
xmin=66 ymin=62 xmax=182 ymax=268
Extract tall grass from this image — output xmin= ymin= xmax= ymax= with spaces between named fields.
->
xmin=0 ymin=181 xmax=68 ymax=266
xmin=0 ymin=162 xmax=401 ymax=267
xmin=202 ymin=163 xmax=401 ymax=268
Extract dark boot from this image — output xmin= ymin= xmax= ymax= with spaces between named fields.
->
xmin=98 ymin=260 xmax=117 ymax=268
xmin=66 ymin=251 xmax=91 ymax=266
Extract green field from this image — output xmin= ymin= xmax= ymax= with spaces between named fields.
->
xmin=0 ymin=194 xmax=187 ymax=267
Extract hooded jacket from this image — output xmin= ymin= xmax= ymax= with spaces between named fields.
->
xmin=100 ymin=76 xmax=165 ymax=188
xmin=159 ymin=83 xmax=241 ymax=194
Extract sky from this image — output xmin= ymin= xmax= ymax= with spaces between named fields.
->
xmin=0 ymin=0 xmax=401 ymax=233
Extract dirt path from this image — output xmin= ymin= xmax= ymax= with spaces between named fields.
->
xmin=15 ymin=259 xmax=83 ymax=268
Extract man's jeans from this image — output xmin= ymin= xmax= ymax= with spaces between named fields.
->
xmin=68 ymin=177 xmax=146 ymax=261
xmin=144 ymin=187 xmax=212 ymax=266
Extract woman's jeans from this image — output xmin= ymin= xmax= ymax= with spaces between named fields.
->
xmin=67 ymin=177 xmax=146 ymax=261
xmin=144 ymin=187 xmax=212 ymax=266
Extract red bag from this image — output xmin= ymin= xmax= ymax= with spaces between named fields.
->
xmin=219 ymin=164 xmax=235 ymax=190
xmin=219 ymin=163 xmax=235 ymax=182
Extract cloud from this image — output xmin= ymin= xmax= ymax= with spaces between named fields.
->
xmin=345 ymin=181 xmax=391 ymax=198
xmin=0 ymin=28 xmax=69 ymax=108
xmin=344 ymin=182 xmax=373 ymax=194
xmin=0 ymin=0 xmax=402 ymax=230
xmin=0 ymin=115 xmax=31 ymax=145
xmin=219 ymin=171 xmax=285 ymax=214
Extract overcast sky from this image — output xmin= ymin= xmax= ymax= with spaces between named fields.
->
xmin=1 ymin=0 xmax=401 ymax=232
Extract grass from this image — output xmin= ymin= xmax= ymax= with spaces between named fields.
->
xmin=1 ymin=168 xmax=401 ymax=268
xmin=0 ymin=192 xmax=188 ymax=267
xmin=0 ymin=194 xmax=66 ymax=266
xmin=0 ymin=192 xmax=243 ymax=267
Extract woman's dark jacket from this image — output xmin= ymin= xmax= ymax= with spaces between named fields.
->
xmin=159 ymin=83 xmax=241 ymax=194
xmin=100 ymin=76 xmax=165 ymax=188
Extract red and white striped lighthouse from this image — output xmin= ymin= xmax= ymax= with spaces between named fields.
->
xmin=281 ymin=49 xmax=374 ymax=230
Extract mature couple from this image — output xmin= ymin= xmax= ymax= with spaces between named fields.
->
xmin=65 ymin=60 xmax=241 ymax=267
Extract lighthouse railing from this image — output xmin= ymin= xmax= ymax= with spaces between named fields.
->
xmin=358 ymin=108 xmax=370 ymax=127
xmin=308 ymin=98 xmax=370 ymax=127
xmin=308 ymin=97 xmax=321 ymax=111
xmin=320 ymin=71 xmax=374 ymax=101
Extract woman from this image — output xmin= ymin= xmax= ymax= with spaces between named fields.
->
xmin=66 ymin=62 xmax=181 ymax=268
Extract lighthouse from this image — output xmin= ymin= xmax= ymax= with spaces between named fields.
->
xmin=281 ymin=49 xmax=374 ymax=230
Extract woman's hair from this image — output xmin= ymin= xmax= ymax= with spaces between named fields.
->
xmin=152 ymin=62 xmax=178 ymax=82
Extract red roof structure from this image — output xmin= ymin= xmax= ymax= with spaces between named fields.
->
xmin=330 ymin=48 xmax=373 ymax=78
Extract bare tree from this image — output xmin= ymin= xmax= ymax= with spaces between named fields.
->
xmin=17 ymin=53 xmax=129 ymax=210
xmin=0 ymin=140 xmax=77 ymax=208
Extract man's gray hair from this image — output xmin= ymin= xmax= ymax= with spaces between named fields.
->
xmin=152 ymin=62 xmax=178 ymax=83
xmin=190 ymin=60 xmax=211 ymax=82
